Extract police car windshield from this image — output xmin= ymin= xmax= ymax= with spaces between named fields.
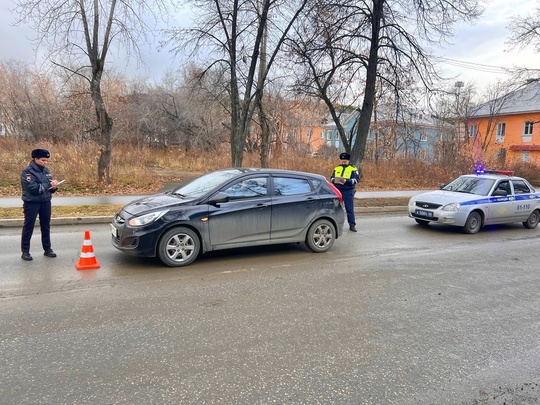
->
xmin=442 ymin=176 xmax=495 ymax=196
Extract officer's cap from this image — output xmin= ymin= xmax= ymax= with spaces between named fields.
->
xmin=31 ymin=149 xmax=50 ymax=159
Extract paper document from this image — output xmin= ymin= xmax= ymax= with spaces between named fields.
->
xmin=48 ymin=179 xmax=65 ymax=191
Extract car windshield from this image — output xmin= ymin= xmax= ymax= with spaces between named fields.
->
xmin=172 ymin=170 xmax=243 ymax=198
xmin=442 ymin=176 xmax=495 ymax=196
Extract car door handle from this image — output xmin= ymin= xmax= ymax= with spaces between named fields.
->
xmin=306 ymin=198 xmax=315 ymax=203
xmin=255 ymin=203 xmax=267 ymax=209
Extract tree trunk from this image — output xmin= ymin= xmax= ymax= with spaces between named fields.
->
xmin=258 ymin=5 xmax=270 ymax=168
xmin=352 ymin=0 xmax=383 ymax=168
xmin=259 ymin=102 xmax=271 ymax=167
xmin=90 ymin=76 xmax=113 ymax=184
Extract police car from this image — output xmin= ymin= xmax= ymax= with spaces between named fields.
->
xmin=408 ymin=169 xmax=540 ymax=234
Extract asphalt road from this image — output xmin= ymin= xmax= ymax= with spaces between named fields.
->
xmin=1 ymin=216 xmax=539 ymax=404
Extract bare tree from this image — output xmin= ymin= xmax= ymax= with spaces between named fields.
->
xmin=166 ymin=0 xmax=309 ymax=167
xmin=507 ymin=2 xmax=540 ymax=81
xmin=287 ymin=0 xmax=483 ymax=167
xmin=13 ymin=0 xmax=175 ymax=183
xmin=508 ymin=1 xmax=540 ymax=55
xmin=0 ymin=61 xmax=63 ymax=142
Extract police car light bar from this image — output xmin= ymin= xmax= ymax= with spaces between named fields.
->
xmin=474 ymin=168 xmax=514 ymax=176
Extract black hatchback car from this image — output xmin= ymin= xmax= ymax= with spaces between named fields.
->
xmin=111 ymin=168 xmax=345 ymax=267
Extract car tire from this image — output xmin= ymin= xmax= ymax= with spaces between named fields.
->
xmin=306 ymin=219 xmax=336 ymax=253
xmin=157 ymin=227 xmax=200 ymax=267
xmin=415 ymin=218 xmax=430 ymax=226
xmin=523 ymin=209 xmax=540 ymax=229
xmin=463 ymin=211 xmax=482 ymax=234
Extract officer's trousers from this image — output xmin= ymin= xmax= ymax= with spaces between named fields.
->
xmin=341 ymin=188 xmax=356 ymax=227
xmin=21 ymin=201 xmax=52 ymax=253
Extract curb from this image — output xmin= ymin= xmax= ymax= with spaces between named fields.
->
xmin=357 ymin=206 xmax=407 ymax=215
xmin=0 ymin=207 xmax=408 ymax=228
xmin=0 ymin=216 xmax=113 ymax=228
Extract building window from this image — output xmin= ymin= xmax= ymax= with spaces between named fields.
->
xmin=468 ymin=124 xmax=478 ymax=138
xmin=323 ymin=130 xmax=331 ymax=141
xmin=521 ymin=150 xmax=530 ymax=162
xmin=523 ymin=121 xmax=534 ymax=142
xmin=496 ymin=123 xmax=506 ymax=143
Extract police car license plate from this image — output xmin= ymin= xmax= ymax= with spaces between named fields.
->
xmin=110 ymin=224 xmax=118 ymax=237
xmin=415 ymin=209 xmax=433 ymax=218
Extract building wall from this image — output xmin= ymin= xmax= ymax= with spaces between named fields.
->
xmin=471 ymin=112 xmax=540 ymax=165
xmin=303 ymin=125 xmax=327 ymax=153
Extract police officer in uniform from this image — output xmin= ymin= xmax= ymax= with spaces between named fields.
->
xmin=20 ymin=148 xmax=60 ymax=261
xmin=331 ymin=152 xmax=360 ymax=232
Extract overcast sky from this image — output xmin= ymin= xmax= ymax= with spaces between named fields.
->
xmin=435 ymin=0 xmax=540 ymax=88
xmin=1 ymin=0 xmax=539 ymax=89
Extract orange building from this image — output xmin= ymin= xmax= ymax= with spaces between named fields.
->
xmin=468 ymin=80 xmax=540 ymax=166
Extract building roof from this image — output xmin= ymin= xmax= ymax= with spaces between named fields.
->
xmin=471 ymin=80 xmax=540 ymax=117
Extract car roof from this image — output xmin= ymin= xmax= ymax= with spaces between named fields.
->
xmin=222 ymin=167 xmax=326 ymax=178
xmin=459 ymin=173 xmax=527 ymax=181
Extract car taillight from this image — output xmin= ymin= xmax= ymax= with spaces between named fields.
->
xmin=327 ymin=181 xmax=343 ymax=204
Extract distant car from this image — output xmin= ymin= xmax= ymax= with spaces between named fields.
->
xmin=111 ymin=168 xmax=345 ymax=267
xmin=408 ymin=169 xmax=540 ymax=234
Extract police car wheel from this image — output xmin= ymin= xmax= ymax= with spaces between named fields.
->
xmin=463 ymin=211 xmax=482 ymax=234
xmin=523 ymin=209 xmax=540 ymax=229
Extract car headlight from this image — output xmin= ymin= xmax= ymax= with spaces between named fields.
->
xmin=442 ymin=203 xmax=460 ymax=212
xmin=128 ymin=210 xmax=169 ymax=226
xmin=408 ymin=198 xmax=415 ymax=207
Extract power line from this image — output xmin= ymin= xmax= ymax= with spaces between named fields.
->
xmin=435 ymin=57 xmax=512 ymax=74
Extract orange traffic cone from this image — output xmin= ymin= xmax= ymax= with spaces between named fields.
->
xmin=76 ymin=230 xmax=100 ymax=270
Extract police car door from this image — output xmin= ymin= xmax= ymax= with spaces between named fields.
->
xmin=487 ymin=180 xmax=515 ymax=224
xmin=512 ymin=179 xmax=537 ymax=221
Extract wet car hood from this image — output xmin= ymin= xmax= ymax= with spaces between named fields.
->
xmin=412 ymin=190 xmax=486 ymax=204
xmin=122 ymin=193 xmax=196 ymax=216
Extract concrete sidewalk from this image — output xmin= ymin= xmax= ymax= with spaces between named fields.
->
xmin=0 ymin=190 xmax=421 ymax=228
xmin=0 ymin=190 xmax=426 ymax=208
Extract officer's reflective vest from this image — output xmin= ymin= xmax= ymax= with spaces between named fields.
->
xmin=333 ymin=165 xmax=357 ymax=179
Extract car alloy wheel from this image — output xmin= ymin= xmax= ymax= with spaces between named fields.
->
xmin=306 ymin=219 xmax=336 ymax=253
xmin=158 ymin=227 xmax=201 ymax=267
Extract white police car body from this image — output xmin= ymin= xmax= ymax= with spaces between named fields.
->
xmin=408 ymin=170 xmax=540 ymax=234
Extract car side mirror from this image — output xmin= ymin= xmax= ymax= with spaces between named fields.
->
xmin=440 ymin=183 xmax=447 ymax=190
xmin=208 ymin=192 xmax=230 ymax=205
xmin=492 ymin=189 xmax=507 ymax=197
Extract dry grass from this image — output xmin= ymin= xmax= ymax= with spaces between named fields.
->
xmin=2 ymin=137 xmax=539 ymax=220
xmin=1 ymin=138 xmax=458 ymax=197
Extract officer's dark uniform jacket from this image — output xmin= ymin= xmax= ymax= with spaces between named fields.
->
xmin=21 ymin=161 xmax=57 ymax=202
